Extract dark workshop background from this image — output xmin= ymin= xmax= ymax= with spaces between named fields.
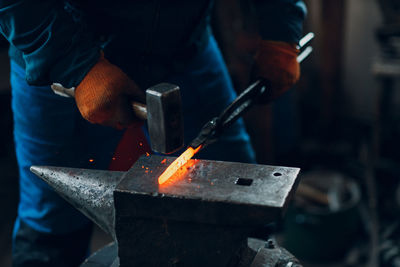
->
xmin=1 ymin=0 xmax=399 ymax=266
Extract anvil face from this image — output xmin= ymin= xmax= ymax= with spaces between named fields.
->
xmin=115 ymin=155 xmax=300 ymax=226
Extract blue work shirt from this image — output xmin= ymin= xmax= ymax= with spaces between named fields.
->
xmin=0 ymin=0 xmax=306 ymax=89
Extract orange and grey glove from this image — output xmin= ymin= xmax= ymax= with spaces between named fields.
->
xmin=75 ymin=53 xmax=145 ymax=129
xmin=253 ymin=40 xmax=300 ymax=102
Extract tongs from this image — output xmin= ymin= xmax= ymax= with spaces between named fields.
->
xmin=190 ymin=32 xmax=314 ymax=150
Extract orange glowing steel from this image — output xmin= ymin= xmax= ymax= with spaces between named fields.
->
xmin=158 ymin=145 xmax=202 ymax=185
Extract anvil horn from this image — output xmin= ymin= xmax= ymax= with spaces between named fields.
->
xmin=30 ymin=166 xmax=124 ymax=239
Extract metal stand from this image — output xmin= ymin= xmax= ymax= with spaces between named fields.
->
xmin=81 ymin=239 xmax=301 ymax=267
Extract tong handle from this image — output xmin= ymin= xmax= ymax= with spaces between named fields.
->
xmin=217 ymin=79 xmax=268 ymax=131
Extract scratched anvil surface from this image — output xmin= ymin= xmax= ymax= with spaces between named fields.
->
xmin=115 ymin=155 xmax=301 ymax=226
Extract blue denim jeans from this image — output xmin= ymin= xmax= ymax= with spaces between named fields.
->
xmin=11 ymin=35 xmax=255 ymax=251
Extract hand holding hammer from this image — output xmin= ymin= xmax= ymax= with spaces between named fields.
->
xmin=51 ymin=54 xmax=184 ymax=154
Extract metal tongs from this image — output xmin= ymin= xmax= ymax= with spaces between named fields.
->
xmin=190 ymin=32 xmax=314 ymax=150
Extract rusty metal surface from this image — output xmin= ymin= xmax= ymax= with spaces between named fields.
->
xmin=30 ymin=166 xmax=123 ymax=239
xmin=116 ymin=155 xmax=300 ymax=226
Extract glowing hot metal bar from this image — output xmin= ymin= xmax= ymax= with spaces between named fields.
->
xmin=158 ymin=145 xmax=202 ymax=184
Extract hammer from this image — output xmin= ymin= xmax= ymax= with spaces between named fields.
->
xmin=51 ymin=83 xmax=184 ymax=154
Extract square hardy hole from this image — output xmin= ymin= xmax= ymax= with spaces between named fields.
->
xmin=235 ymin=178 xmax=253 ymax=186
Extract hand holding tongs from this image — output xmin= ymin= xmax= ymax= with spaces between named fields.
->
xmin=190 ymin=32 xmax=314 ymax=150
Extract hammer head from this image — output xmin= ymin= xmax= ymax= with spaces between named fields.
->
xmin=146 ymin=83 xmax=184 ymax=154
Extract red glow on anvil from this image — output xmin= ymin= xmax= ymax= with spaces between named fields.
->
xmin=158 ymin=146 xmax=202 ymax=185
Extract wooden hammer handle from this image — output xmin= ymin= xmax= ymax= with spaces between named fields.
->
xmin=50 ymin=84 xmax=149 ymax=121
xmin=131 ymin=102 xmax=147 ymax=120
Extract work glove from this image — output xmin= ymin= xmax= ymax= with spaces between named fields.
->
xmin=253 ymin=40 xmax=300 ymax=102
xmin=75 ymin=53 xmax=145 ymax=129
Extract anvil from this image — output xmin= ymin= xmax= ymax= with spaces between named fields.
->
xmin=31 ymin=155 xmax=301 ymax=267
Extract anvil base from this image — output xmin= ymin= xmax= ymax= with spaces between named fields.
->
xmin=81 ymin=239 xmax=301 ymax=267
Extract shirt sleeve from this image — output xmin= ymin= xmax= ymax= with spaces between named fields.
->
xmin=251 ymin=0 xmax=307 ymax=44
xmin=0 ymin=0 xmax=100 ymax=87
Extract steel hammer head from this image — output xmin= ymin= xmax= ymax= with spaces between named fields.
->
xmin=146 ymin=83 xmax=184 ymax=154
